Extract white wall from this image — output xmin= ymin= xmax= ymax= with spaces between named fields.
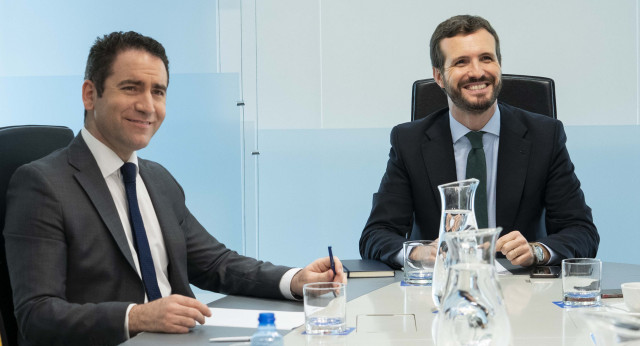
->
xmin=222 ymin=0 xmax=640 ymax=267
xmin=248 ymin=0 xmax=639 ymax=130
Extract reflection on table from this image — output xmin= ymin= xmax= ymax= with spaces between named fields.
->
xmin=122 ymin=261 xmax=640 ymax=346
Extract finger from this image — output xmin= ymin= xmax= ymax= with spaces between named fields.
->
xmin=495 ymin=234 xmax=510 ymax=251
xmin=332 ymin=258 xmax=348 ymax=283
xmin=497 ymin=230 xmax=522 ymax=251
xmin=508 ymin=243 xmax=529 ymax=264
xmin=501 ymin=234 xmax=525 ymax=255
xmin=512 ymin=249 xmax=533 ymax=266
xmin=173 ymin=295 xmax=212 ymax=317
xmin=170 ymin=314 xmax=199 ymax=331
xmin=333 ymin=269 xmax=348 ymax=284
xmin=506 ymin=243 xmax=523 ymax=260
xmin=168 ymin=303 xmax=207 ymax=326
xmin=501 ymin=241 xmax=516 ymax=256
xmin=333 ymin=257 xmax=344 ymax=274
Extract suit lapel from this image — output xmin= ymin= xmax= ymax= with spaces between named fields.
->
xmin=421 ymin=113 xmax=458 ymax=205
xmin=496 ymin=104 xmax=531 ymax=230
xmin=68 ymin=134 xmax=138 ymax=272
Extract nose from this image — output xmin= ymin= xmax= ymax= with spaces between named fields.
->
xmin=467 ymin=59 xmax=485 ymax=79
xmin=134 ymin=91 xmax=154 ymax=114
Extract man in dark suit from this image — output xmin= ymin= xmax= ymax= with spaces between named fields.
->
xmin=360 ymin=15 xmax=598 ymax=269
xmin=3 ymin=31 xmax=346 ymax=346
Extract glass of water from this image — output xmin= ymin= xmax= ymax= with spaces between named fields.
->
xmin=562 ymin=258 xmax=602 ymax=307
xmin=303 ymin=282 xmax=346 ymax=334
xmin=403 ymin=240 xmax=436 ymax=285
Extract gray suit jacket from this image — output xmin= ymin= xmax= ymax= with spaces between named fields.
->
xmin=3 ymin=134 xmax=290 ymax=346
xmin=360 ymin=103 xmax=599 ymax=267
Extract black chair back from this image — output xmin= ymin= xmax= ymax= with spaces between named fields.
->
xmin=411 ymin=74 xmax=557 ymax=121
xmin=0 ymin=125 xmax=74 ymax=346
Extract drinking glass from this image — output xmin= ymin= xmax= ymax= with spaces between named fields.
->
xmin=403 ymin=240 xmax=436 ymax=285
xmin=303 ymin=282 xmax=346 ymax=334
xmin=562 ymin=258 xmax=602 ymax=307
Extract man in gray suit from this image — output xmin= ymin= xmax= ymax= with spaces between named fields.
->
xmin=3 ymin=31 xmax=346 ymax=346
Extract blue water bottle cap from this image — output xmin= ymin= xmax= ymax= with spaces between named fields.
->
xmin=258 ymin=312 xmax=276 ymax=325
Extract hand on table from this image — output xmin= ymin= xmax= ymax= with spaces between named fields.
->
xmin=496 ymin=230 xmax=534 ymax=267
xmin=408 ymin=241 xmax=438 ymax=263
xmin=129 ymin=294 xmax=212 ymax=336
xmin=290 ymin=256 xmax=347 ymax=297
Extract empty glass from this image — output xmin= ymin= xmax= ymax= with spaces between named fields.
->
xmin=403 ymin=240 xmax=436 ymax=285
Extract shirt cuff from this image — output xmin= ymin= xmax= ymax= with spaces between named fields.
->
xmin=124 ymin=303 xmax=136 ymax=339
xmin=279 ymin=268 xmax=302 ymax=300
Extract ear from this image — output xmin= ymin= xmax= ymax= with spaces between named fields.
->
xmin=433 ymin=67 xmax=445 ymax=88
xmin=82 ymin=80 xmax=96 ymax=112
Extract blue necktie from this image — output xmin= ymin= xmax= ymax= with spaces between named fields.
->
xmin=465 ymin=131 xmax=488 ymax=229
xmin=121 ymin=163 xmax=162 ymax=301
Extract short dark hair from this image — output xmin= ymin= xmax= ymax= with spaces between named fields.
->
xmin=84 ymin=31 xmax=169 ymax=116
xmin=430 ymin=15 xmax=501 ymax=74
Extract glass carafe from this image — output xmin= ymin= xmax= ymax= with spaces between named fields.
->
xmin=435 ymin=227 xmax=511 ymax=346
xmin=432 ymin=178 xmax=479 ymax=307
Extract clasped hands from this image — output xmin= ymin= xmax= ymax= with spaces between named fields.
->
xmin=411 ymin=230 xmax=535 ymax=267
xmin=128 ymin=256 xmax=346 ymax=336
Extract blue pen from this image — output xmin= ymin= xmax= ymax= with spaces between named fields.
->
xmin=328 ymin=246 xmax=336 ymax=275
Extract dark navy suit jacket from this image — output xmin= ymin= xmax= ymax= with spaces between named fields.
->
xmin=360 ymin=103 xmax=599 ymax=268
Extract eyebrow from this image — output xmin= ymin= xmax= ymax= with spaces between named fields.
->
xmin=449 ymin=52 xmax=496 ymax=62
xmin=117 ymin=79 xmax=167 ymax=91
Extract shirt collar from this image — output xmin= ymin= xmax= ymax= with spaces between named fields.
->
xmin=81 ymin=127 xmax=139 ymax=179
xmin=449 ymin=104 xmax=501 ymax=144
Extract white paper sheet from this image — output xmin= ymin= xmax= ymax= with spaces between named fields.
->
xmin=204 ymin=308 xmax=305 ymax=330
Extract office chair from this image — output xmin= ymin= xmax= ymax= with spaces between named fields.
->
xmin=0 ymin=125 xmax=74 ymax=346
xmin=411 ymin=74 xmax=557 ymax=121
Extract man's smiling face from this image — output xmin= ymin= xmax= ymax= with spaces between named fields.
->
xmin=434 ymin=28 xmax=502 ymax=114
xmin=83 ymin=48 xmax=168 ymax=161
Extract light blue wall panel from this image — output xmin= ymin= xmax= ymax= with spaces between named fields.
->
xmin=258 ymin=128 xmax=390 ymax=268
xmin=0 ymin=0 xmax=218 ymax=77
xmin=141 ymin=73 xmax=242 ymax=252
xmin=565 ymin=126 xmax=640 ymax=265
xmin=0 ymin=75 xmax=82 ymax=131
xmin=0 ymin=1 xmax=238 ymax=302
xmin=259 ymin=126 xmax=640 ymax=267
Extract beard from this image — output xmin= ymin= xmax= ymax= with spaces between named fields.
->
xmin=443 ymin=74 xmax=502 ymax=114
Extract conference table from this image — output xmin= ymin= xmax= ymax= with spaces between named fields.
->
xmin=122 ymin=260 xmax=640 ymax=345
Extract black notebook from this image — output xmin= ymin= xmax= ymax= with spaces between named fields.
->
xmin=341 ymin=259 xmax=395 ymax=278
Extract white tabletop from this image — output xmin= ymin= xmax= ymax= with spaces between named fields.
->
xmin=123 ymin=261 xmax=640 ymax=345
xmin=286 ymin=274 xmax=627 ymax=345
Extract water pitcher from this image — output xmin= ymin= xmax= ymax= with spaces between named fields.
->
xmin=432 ymin=178 xmax=479 ymax=307
xmin=435 ymin=227 xmax=511 ymax=346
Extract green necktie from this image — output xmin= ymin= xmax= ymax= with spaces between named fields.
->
xmin=465 ymin=131 xmax=488 ymax=228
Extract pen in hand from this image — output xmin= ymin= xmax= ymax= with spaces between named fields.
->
xmin=328 ymin=246 xmax=339 ymax=298
xmin=328 ymin=246 xmax=336 ymax=276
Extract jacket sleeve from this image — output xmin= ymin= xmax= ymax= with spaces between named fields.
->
xmin=539 ymin=121 xmax=599 ymax=263
xmin=147 ymin=162 xmax=292 ymax=299
xmin=360 ymin=126 xmax=415 ymax=268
